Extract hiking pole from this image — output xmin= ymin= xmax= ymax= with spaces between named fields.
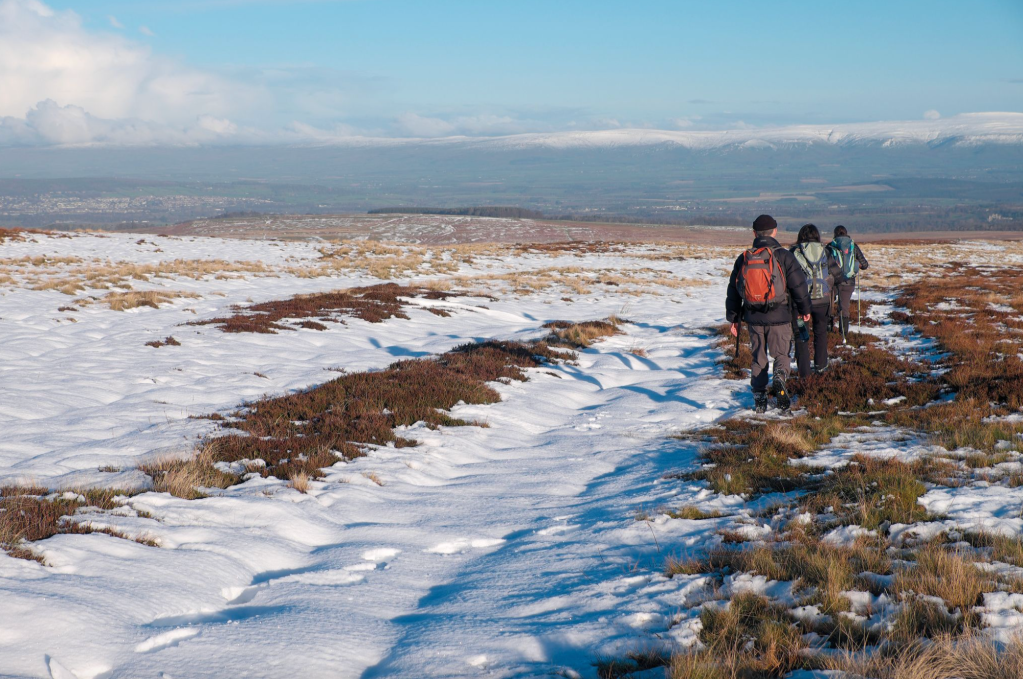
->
xmin=734 ymin=319 xmax=742 ymax=361
xmin=857 ymin=277 xmax=862 ymax=333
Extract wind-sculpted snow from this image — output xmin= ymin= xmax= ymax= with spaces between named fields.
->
xmin=0 ymin=230 xmax=736 ymax=677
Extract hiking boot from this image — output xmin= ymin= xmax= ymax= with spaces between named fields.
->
xmin=753 ymin=392 xmax=769 ymax=414
xmin=773 ymin=375 xmax=791 ymax=411
xmin=813 ymin=364 xmax=828 ymax=376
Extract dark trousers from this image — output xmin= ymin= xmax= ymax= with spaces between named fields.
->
xmin=793 ymin=302 xmax=831 ymax=377
xmin=749 ymin=323 xmax=792 ymax=393
xmin=836 ymin=283 xmax=856 ymax=320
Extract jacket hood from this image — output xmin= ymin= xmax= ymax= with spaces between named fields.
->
xmin=752 ymin=235 xmax=782 ymax=249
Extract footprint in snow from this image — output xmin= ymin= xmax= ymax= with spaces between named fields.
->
xmin=426 ymin=538 xmax=505 ymax=555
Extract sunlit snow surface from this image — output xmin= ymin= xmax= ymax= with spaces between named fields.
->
xmin=1 ymin=231 xmax=1022 ymax=677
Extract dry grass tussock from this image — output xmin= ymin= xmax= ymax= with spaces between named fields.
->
xmin=543 ymin=317 xmax=624 ymax=348
xmin=140 ymin=442 xmax=240 ymax=500
xmin=824 ymin=633 xmax=1023 ymax=679
xmin=105 ymin=290 xmax=199 ymax=311
xmin=288 ymin=472 xmax=310 ymax=493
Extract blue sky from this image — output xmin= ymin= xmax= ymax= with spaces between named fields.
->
xmin=4 ymin=0 xmax=1023 ymax=142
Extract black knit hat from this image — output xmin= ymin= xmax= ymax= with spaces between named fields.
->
xmin=752 ymin=214 xmax=777 ymax=233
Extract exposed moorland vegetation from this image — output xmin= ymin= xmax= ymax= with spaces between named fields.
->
xmin=614 ymin=265 xmax=1023 ymax=679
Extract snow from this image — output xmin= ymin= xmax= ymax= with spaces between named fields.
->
xmin=821 ymin=525 xmax=876 ymax=547
xmin=918 ymin=485 xmax=1023 ymax=535
xmin=0 ymin=231 xmax=741 ymax=678
xmin=4 ymin=230 xmax=1023 ymax=677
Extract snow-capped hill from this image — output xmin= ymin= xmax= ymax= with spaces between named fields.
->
xmin=310 ymin=112 xmax=1023 ymax=151
xmin=477 ymin=112 xmax=1023 ymax=151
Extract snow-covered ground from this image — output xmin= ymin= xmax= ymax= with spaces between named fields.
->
xmin=0 ymin=231 xmax=740 ymax=678
xmin=2 ymin=231 xmax=1023 ymax=678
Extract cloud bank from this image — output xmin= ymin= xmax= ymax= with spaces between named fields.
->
xmin=0 ymin=0 xmax=1020 ymax=149
xmin=0 ymin=0 xmax=266 ymax=146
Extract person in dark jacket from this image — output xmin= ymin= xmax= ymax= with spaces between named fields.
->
xmin=829 ymin=225 xmax=869 ymax=342
xmin=790 ymin=224 xmax=842 ymax=377
xmin=726 ymin=215 xmax=812 ymax=413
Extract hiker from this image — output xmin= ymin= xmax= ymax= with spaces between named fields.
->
xmin=790 ymin=224 xmax=842 ymax=377
xmin=726 ymin=215 xmax=811 ymax=413
xmin=829 ymin=225 xmax=869 ymax=342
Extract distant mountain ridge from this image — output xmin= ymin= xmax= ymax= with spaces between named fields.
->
xmin=307 ymin=112 xmax=1023 ymax=151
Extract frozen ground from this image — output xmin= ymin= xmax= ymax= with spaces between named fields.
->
xmin=1 ymin=231 xmax=1022 ymax=678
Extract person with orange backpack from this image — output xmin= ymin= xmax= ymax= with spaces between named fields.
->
xmin=726 ymin=215 xmax=811 ymax=413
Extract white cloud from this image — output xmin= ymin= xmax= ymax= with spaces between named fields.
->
xmin=107 ymin=15 xmax=123 ymax=29
xmin=0 ymin=99 xmax=252 ymax=146
xmin=924 ymin=109 xmax=941 ymax=120
xmin=139 ymin=25 xmax=155 ymax=37
xmin=0 ymin=0 xmax=261 ymax=144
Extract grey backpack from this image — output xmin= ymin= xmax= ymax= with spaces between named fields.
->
xmin=793 ymin=242 xmax=831 ymax=301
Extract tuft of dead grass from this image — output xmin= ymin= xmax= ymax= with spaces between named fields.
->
xmin=892 ymin=545 xmax=991 ymax=628
xmin=824 ymin=632 xmax=1023 ymax=679
xmin=140 ymin=442 xmax=240 ymax=500
xmin=694 ymin=592 xmax=809 ymax=678
xmin=105 ymin=290 xmax=198 ymax=311
xmin=288 ymin=472 xmax=310 ymax=494
xmin=543 ymin=317 xmax=624 ymax=348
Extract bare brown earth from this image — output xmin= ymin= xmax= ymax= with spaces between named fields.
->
xmin=147 ymin=213 xmax=1023 ymax=246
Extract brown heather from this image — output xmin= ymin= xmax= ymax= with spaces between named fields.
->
xmin=125 ymin=339 xmax=567 ymax=501
xmin=145 ymin=336 xmax=181 ymax=348
xmin=1 ymin=486 xmax=155 ymax=562
xmin=190 ymin=283 xmax=455 ymax=334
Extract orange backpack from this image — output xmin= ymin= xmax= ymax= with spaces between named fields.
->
xmin=738 ymin=246 xmax=787 ymax=310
